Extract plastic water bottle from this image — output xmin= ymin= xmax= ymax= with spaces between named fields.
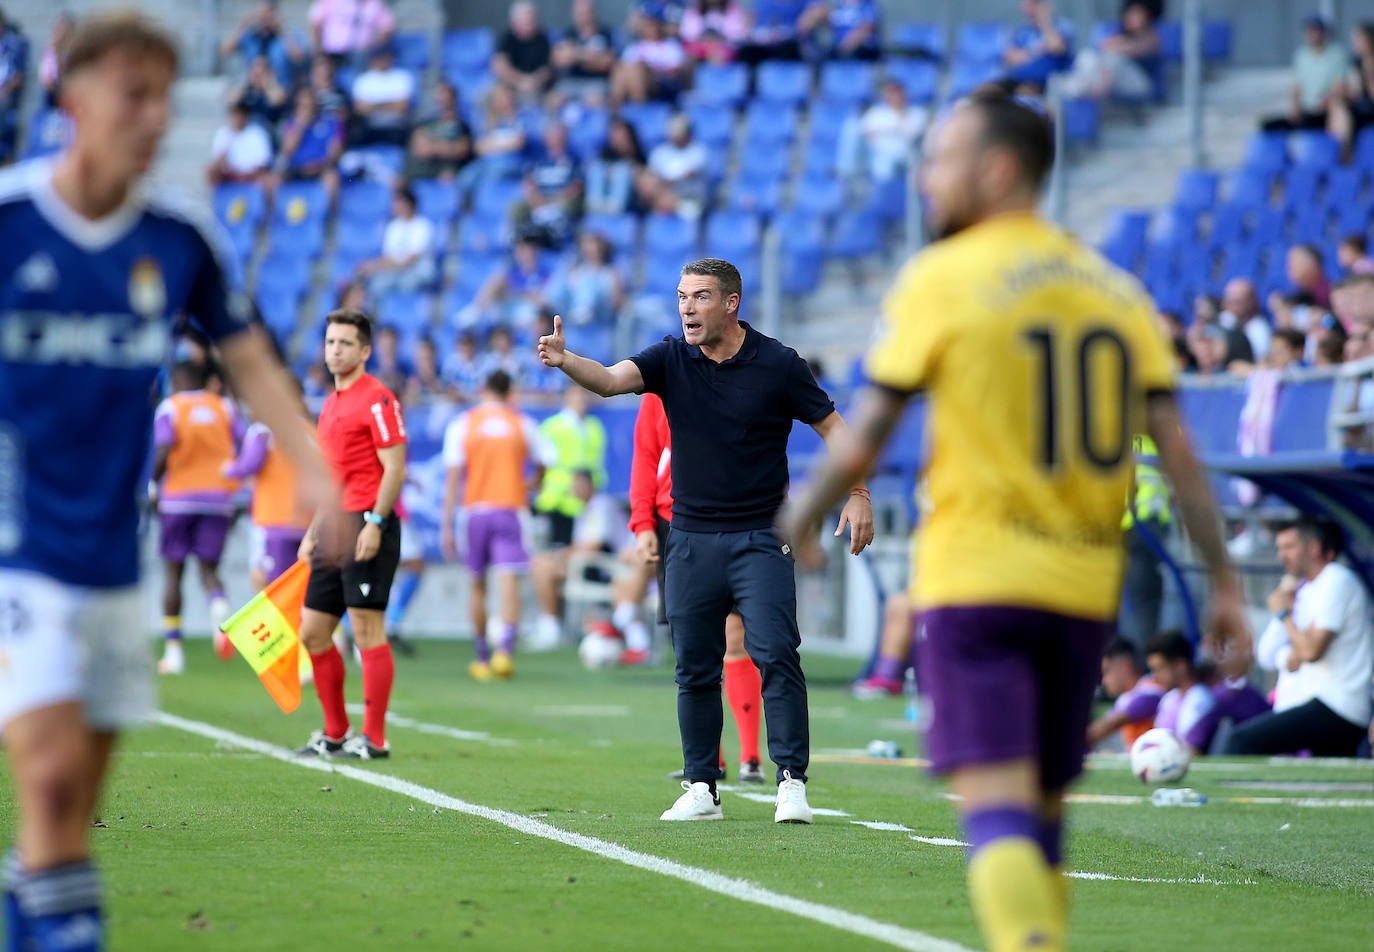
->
xmin=903 ymin=669 xmax=920 ymax=723
xmin=866 ymin=739 xmax=901 ymax=759
xmin=1151 ymin=787 xmax=1207 ymax=807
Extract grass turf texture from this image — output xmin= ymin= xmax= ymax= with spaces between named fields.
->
xmin=2 ymin=641 xmax=1372 ymax=951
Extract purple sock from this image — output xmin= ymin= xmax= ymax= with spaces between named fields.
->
xmin=871 ymin=656 xmax=905 ymax=682
xmin=1037 ymin=817 xmax=1063 ymax=867
xmin=473 ymin=635 xmax=491 ymax=664
xmin=497 ymin=622 xmax=516 ymax=655
xmin=963 ymin=807 xmax=1039 ymax=860
xmin=209 ymin=589 xmax=225 ymax=602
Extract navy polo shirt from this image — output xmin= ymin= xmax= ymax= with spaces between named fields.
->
xmin=631 ymin=322 xmax=835 ymax=532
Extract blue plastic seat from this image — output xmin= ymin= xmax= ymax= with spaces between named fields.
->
xmin=1291 ymin=131 xmax=1341 ymax=172
xmin=1355 ymin=127 xmax=1374 ymax=175
xmin=742 ymin=102 xmax=800 ymax=147
xmin=1158 ymin=20 xmax=1183 ymax=62
xmin=1202 ymin=19 xmax=1233 ymax=62
xmin=566 ymin=106 xmax=609 ymax=161
xmin=884 ymin=58 xmax=940 ymax=104
xmin=827 ymin=210 xmax=882 ymax=259
xmin=801 ymin=136 xmax=839 ymax=176
xmin=1323 ymin=166 xmax=1365 ymax=210
xmin=790 ymin=174 xmax=845 ymax=218
xmin=643 ymin=213 xmax=700 ymax=258
xmin=893 ymin=23 xmax=946 ymax=61
xmin=470 ymin=178 xmax=523 ymax=218
xmin=1281 ymin=166 xmax=1324 ymax=213
xmin=818 ymin=61 xmax=876 ymax=107
xmin=413 ymin=178 xmax=463 ymax=224
xmin=955 ymin=22 xmax=1006 ymax=65
xmin=1174 ymin=169 xmax=1219 ymax=214
xmin=274 ymin=180 xmax=329 ymax=227
xmin=1336 ymin=196 xmax=1374 ymax=239
xmin=690 ymin=63 xmax=749 ymax=107
xmin=457 ymin=212 xmax=512 ymax=255
xmin=447 ymin=67 xmax=494 ymax=107
xmin=774 ymin=211 xmax=827 ymax=253
xmin=807 ymin=100 xmax=854 ymax=147
xmin=947 ymin=60 xmax=1002 ymax=99
xmin=755 ymin=61 xmax=812 ymax=106
xmin=702 ymin=211 xmax=762 ymax=258
xmin=338 ymin=180 xmax=392 ymax=228
xmin=1062 ymin=98 xmax=1101 ymax=145
xmin=725 ymin=174 xmax=784 ymax=217
xmin=581 ymin=213 xmax=639 ymax=255
xmin=1227 ymin=168 xmax=1273 ymax=209
xmin=442 ymin=29 xmax=494 ymax=72
xmin=685 ymin=103 xmax=735 ymax=148
xmin=620 ymin=101 xmax=674 ymax=151
xmin=1242 ymin=133 xmax=1288 ymax=174
xmin=394 ymin=32 xmax=430 ymax=73
xmin=265 ymin=216 xmax=325 ymax=259
xmin=736 ymin=146 xmax=792 ymax=182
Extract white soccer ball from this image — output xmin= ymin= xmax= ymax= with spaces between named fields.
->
xmin=1130 ymin=728 xmax=1191 ymax=785
xmin=578 ymin=624 xmax=623 ymax=670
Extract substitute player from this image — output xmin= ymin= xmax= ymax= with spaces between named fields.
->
xmin=296 ymin=309 xmax=406 ymax=759
xmin=779 ymin=92 xmax=1248 ymax=951
xmin=0 ymin=12 xmax=333 ymax=951
xmin=440 ymin=370 xmax=550 ymax=681
xmin=151 ymin=359 xmax=243 ymax=673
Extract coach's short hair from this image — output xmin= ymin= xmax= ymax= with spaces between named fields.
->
xmin=964 ymin=91 xmax=1055 ymax=192
xmin=326 ymin=308 xmax=373 ymax=347
xmin=681 ymin=258 xmax=742 ymax=301
xmin=484 ymin=369 xmax=512 ymax=398
xmin=1278 ymin=515 xmax=1344 ymax=557
xmin=64 ymin=9 xmax=179 ymax=79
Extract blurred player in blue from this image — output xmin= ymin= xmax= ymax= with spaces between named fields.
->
xmin=0 ymin=12 xmax=333 ymax=951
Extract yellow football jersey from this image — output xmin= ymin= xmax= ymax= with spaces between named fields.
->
xmin=867 ymin=213 xmax=1176 ymax=620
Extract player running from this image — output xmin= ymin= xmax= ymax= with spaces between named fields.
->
xmin=780 ymin=92 xmax=1249 ymax=951
xmin=0 ymin=12 xmax=333 ymax=952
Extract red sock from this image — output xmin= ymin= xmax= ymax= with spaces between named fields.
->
xmin=360 ymin=643 xmax=394 ymax=746
xmin=310 ymin=646 xmax=349 ymax=741
xmin=724 ymin=656 xmax=763 ymax=764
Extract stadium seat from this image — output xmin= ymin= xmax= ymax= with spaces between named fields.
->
xmin=827 ymin=210 xmax=882 ymax=259
xmin=1323 ymin=166 xmax=1365 ymax=210
xmin=742 ymin=102 xmax=800 ymax=147
xmin=1158 ymin=20 xmax=1182 ymax=62
xmin=442 ymin=29 xmax=494 ymax=72
xmin=1336 ymin=196 xmax=1374 ymax=239
xmin=448 ymin=67 xmax=494 ymax=108
xmin=394 ymin=32 xmax=431 ymax=73
xmin=786 ymin=174 xmax=845 ymax=219
xmin=338 ymin=180 xmax=393 ymax=228
xmin=775 ymin=211 xmax=827 ymax=252
xmin=1155 ymin=206 xmax=1199 ymax=245
xmin=685 ymin=103 xmax=735 ymax=149
xmin=689 ymin=63 xmax=749 ymax=107
xmin=1101 ymin=210 xmax=1151 ymax=269
xmin=265 ymin=216 xmax=326 ymax=259
xmin=212 ymin=184 xmax=266 ymax=262
xmin=955 ymin=22 xmax=1006 ymax=65
xmin=725 ymin=174 xmax=785 ymax=217
xmin=470 ymin=178 xmax=523 ymax=218
xmin=703 ymin=211 xmax=762 ymax=258
xmin=892 ymin=22 xmax=946 ymax=61
xmin=1242 ymin=133 xmax=1288 ymax=174
xmin=736 ymin=146 xmax=792 ymax=182
xmin=947 ymin=60 xmax=1003 ymax=99
xmin=755 ymin=61 xmax=812 ymax=106
xmin=818 ymin=61 xmax=876 ymax=108
xmin=1201 ymin=19 xmax=1233 ymax=63
xmin=1208 ymin=203 xmax=1247 ymax=249
xmin=412 ymin=178 xmax=463 ymax=224
xmin=1282 ymin=166 xmax=1324 ymax=213
xmin=1173 ymin=169 xmax=1219 ymax=214
xmin=1061 ymin=98 xmax=1101 ymax=145
xmin=1291 ymin=205 xmax=1332 ymax=246
xmin=1291 ymin=131 xmax=1341 ymax=171
xmin=1250 ymin=207 xmax=1285 ymax=248
xmin=581 ymin=213 xmax=639 ymax=256
xmin=1217 ymin=241 xmax=1261 ymax=285
xmin=620 ymin=101 xmax=674 ymax=151
xmin=457 ymin=212 xmax=512 ymax=254
xmin=807 ymin=100 xmax=855 ymax=147
xmin=567 ymin=106 xmax=610 ymax=161
xmin=884 ymin=58 xmax=940 ymax=104
xmin=22 ymin=109 xmax=71 ymax=159
xmin=1354 ymin=128 xmax=1374 ymax=175
xmin=801 ymin=135 xmax=840 ymax=176
xmin=376 ymin=291 xmax=432 ymax=330
xmin=643 ymin=213 xmax=700 ymax=258
xmin=1227 ymin=167 xmax=1273 ymax=209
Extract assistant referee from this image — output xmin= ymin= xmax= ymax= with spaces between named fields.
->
xmin=296 ymin=308 xmax=407 ymax=761
xmin=538 ymin=258 xmax=875 ymax=824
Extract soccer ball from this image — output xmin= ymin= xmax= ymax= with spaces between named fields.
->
xmin=1130 ymin=728 xmax=1191 ymax=785
xmin=578 ymin=622 xmax=623 ymax=670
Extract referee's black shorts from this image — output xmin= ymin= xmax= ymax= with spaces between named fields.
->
xmin=304 ymin=512 xmax=402 ymax=617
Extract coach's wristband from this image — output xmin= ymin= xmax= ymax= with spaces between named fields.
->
xmin=1277 ymin=609 xmax=1292 ymax=622
xmin=363 ymin=510 xmax=385 ymax=526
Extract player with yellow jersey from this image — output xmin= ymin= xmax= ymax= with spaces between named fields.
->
xmin=780 ymin=92 xmax=1249 ymax=952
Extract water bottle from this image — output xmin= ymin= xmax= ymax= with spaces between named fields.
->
xmin=1151 ymin=787 xmax=1207 ymax=807
xmin=866 ymin=739 xmax=901 ymax=759
xmin=903 ymin=669 xmax=920 ymax=723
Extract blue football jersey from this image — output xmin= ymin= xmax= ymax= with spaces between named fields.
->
xmin=0 ymin=160 xmax=253 ymax=588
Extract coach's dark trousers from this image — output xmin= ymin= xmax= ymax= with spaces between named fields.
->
xmin=665 ymin=526 xmax=808 ymax=784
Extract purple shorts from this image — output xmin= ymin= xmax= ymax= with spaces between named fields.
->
xmin=159 ymin=513 xmax=232 ymax=564
xmin=918 ymin=605 xmax=1110 ymax=791
xmin=466 ymin=509 xmax=528 ymax=576
xmin=260 ymin=528 xmax=306 ymax=583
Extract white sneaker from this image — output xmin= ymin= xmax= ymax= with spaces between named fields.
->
xmin=774 ymin=770 xmax=813 ymax=824
xmin=208 ymin=596 xmax=231 ymax=630
xmin=157 ymin=642 xmax=185 ymax=675
xmin=525 ymin=615 xmax=562 ymax=653
xmin=659 ymin=781 xmax=724 ymax=821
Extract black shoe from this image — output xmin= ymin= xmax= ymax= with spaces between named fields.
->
xmin=388 ymin=633 xmax=417 ymax=657
xmin=295 ymin=729 xmax=350 ymax=757
xmin=338 ymin=734 xmax=391 ymax=760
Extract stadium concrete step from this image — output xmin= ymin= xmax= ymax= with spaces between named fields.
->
xmin=148 ymin=77 xmax=228 ymax=209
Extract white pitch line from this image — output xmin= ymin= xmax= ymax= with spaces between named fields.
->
xmin=852 ymin=821 xmax=914 ymax=832
xmin=910 ymin=835 xmax=968 ymax=848
xmin=156 ymin=712 xmax=975 ymax=952
xmin=726 ymin=789 xmax=853 ymax=817
xmin=344 ymin=704 xmax=515 ymax=745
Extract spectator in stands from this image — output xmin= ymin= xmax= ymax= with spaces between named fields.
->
xmin=611 ymin=11 xmax=690 ymax=106
xmin=309 ymin=0 xmax=395 ymax=64
xmin=512 ymin=122 xmax=585 ymax=245
xmin=356 ymin=185 xmax=436 ymax=296
xmin=229 ymin=55 xmax=289 ymax=131
xmin=1307 ymin=310 xmax=1347 ymax=364
xmin=1000 ymin=0 xmax=1075 ymax=96
xmin=1086 ymin=638 xmax=1162 ymax=749
xmin=1157 ymin=311 xmax=1198 ymax=372
xmin=1334 ymin=273 xmax=1374 ymax=327
xmin=1328 ymin=22 xmax=1374 ymax=159
xmin=441 ymin=331 xmax=485 ymax=400
xmin=1268 ymin=327 xmax=1308 ymax=370
xmin=207 ymin=101 xmax=274 ymax=186
xmin=465 ymin=236 xmax=557 ymax=332
xmin=221 ymin=1 xmax=302 ymax=87
xmin=273 ymin=88 xmax=344 ymax=206
xmin=1337 ymin=234 xmax=1374 ymax=276
xmin=737 ymin=0 xmax=807 ymax=64
xmin=1288 ymin=242 xmax=1333 ymax=309
xmin=404 ymin=81 xmax=473 ymax=180
xmin=405 ymin=338 xmax=451 ymax=401
xmin=1313 ymin=331 xmax=1346 ymax=367
xmin=309 ymin=53 xmax=351 ymax=122
xmin=369 ymin=325 xmax=412 ymax=394
xmin=1145 ymin=631 xmax=1215 ymax=756
xmin=1261 ymin=14 xmax=1348 ymax=132
xmin=1228 ymin=517 xmax=1374 ymax=756
xmin=1061 ymin=0 xmax=1159 ymax=100
xmin=480 ymin=324 xmax=540 ymax=388
xmin=1195 ymin=293 xmax=1254 ymax=365
xmin=553 ymin=0 xmax=617 ymax=97
xmin=38 ymin=13 xmax=73 ymax=109
xmin=586 ymin=117 xmax=647 ymax=215
xmin=635 ymin=113 xmax=708 ymax=216
xmin=848 ymin=79 xmax=928 ymax=185
xmin=1220 ymin=277 xmax=1273 ymax=363
xmin=495 ymin=1 xmax=554 ymax=99
xmin=680 ymin=0 xmax=749 ymax=63
xmin=0 ymin=8 xmax=25 ymax=155
xmin=472 ymin=84 xmax=530 ymax=184
xmin=350 ymin=43 xmax=415 ymax=147
xmin=798 ymin=0 xmax=882 ymax=62
xmin=551 ymin=232 xmax=623 ymax=326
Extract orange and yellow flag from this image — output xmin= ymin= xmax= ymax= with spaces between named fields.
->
xmin=218 ymin=560 xmax=309 ymax=713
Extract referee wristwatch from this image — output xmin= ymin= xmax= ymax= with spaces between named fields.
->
xmin=363 ymin=510 xmax=385 ymax=526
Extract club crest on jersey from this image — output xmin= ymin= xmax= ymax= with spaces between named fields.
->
xmin=16 ymin=253 xmax=58 ymax=293
xmin=128 ymin=258 xmax=167 ymax=319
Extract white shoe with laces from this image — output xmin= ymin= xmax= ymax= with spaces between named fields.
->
xmin=774 ymin=770 xmax=813 ymax=824
xmin=659 ymin=781 xmax=724 ymax=821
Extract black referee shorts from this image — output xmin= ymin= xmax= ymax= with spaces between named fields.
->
xmin=304 ymin=512 xmax=402 ymax=617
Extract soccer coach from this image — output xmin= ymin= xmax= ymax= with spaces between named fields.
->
xmin=538 ymin=258 xmax=874 ymax=823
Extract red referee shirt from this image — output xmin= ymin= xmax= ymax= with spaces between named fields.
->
xmin=628 ymin=393 xmax=673 ymax=534
xmin=318 ymin=373 xmax=406 ymax=512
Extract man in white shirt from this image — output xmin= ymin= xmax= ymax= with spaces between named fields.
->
xmin=351 ymin=44 xmax=413 ymax=146
xmin=357 ymin=185 xmax=435 ymax=295
xmin=206 ymin=102 xmax=273 ymax=185
xmin=1261 ymin=15 xmax=1348 ymax=132
xmin=1219 ymin=278 xmax=1273 ymax=365
xmin=635 ymin=113 xmax=707 ymax=216
xmin=1227 ymin=517 xmax=1374 ymax=755
xmin=850 ymin=79 xmax=927 ymax=184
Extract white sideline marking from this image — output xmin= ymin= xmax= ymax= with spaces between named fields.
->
xmin=156 ymin=712 xmax=975 ymax=952
xmin=910 ymin=835 xmax=968 ymax=848
xmin=344 ymin=704 xmax=515 ymax=745
xmin=534 ymin=705 xmax=631 ymax=717
xmin=852 ymin=821 xmax=914 ymax=832
xmin=1088 ymin=753 xmax=1374 ymax=771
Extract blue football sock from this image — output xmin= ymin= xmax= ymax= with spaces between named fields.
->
xmin=13 ymin=861 xmax=103 ymax=952
xmin=4 ymin=850 xmax=27 ymax=952
xmin=385 ymin=569 xmax=421 ymax=630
